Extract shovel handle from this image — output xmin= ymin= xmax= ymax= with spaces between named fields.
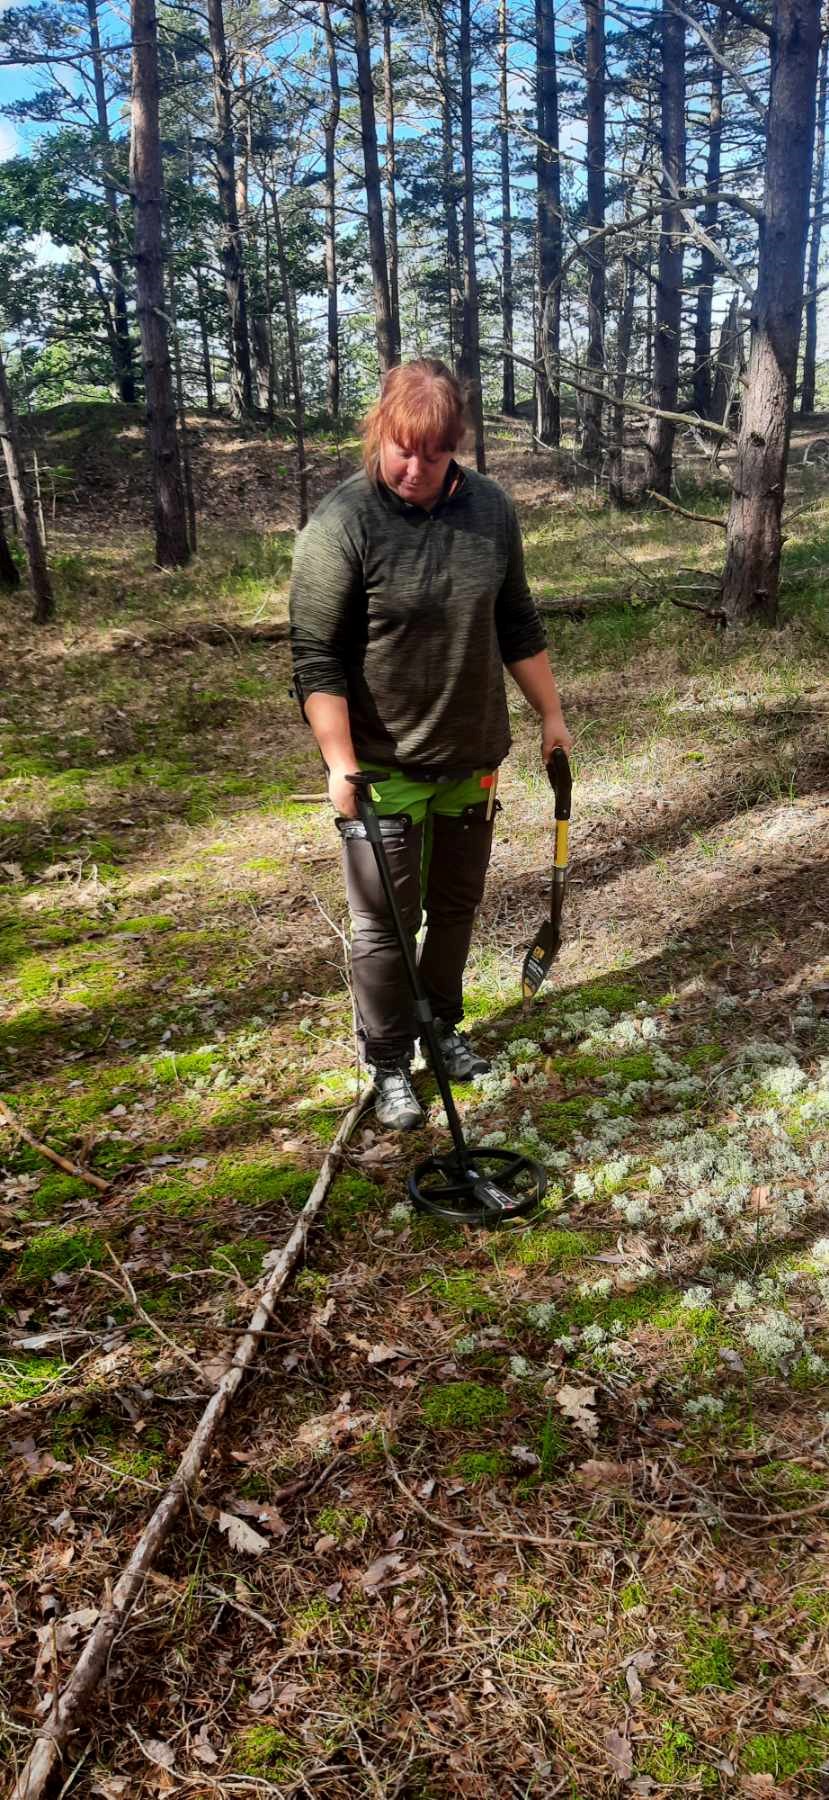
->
xmin=546 ymin=747 xmax=572 ymax=821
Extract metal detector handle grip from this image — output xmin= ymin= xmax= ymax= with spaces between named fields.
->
xmin=546 ymin=746 xmax=572 ymax=821
xmin=546 ymin=748 xmax=571 ymax=928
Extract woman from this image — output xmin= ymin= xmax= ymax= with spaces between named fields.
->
xmin=290 ymin=358 xmax=572 ymax=1129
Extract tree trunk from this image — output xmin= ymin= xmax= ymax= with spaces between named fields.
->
xmin=194 ymin=263 xmax=215 ymax=412
xmin=130 ymin=0 xmax=190 ymax=568
xmin=206 ymin=0 xmax=254 ymax=415
xmin=800 ymin=29 xmax=827 ymax=412
xmin=166 ymin=243 xmax=197 ymax=555
xmin=722 ymin=0 xmax=820 ymax=624
xmin=237 ymin=61 xmax=271 ymax=415
xmin=580 ymin=0 xmax=605 ymax=466
xmin=498 ymin=0 xmax=515 ymax=414
xmin=644 ymin=2 xmax=686 ymax=496
xmin=429 ymin=4 xmax=463 ymax=367
xmin=86 ymin=0 xmax=137 ymax=404
xmin=321 ymin=0 xmax=341 ymax=417
xmin=382 ymin=5 xmax=402 ymax=360
xmin=535 ymin=0 xmax=561 ymax=446
xmin=459 ymin=0 xmax=485 ymax=469
xmin=0 ymin=346 xmax=54 ymax=621
xmin=352 ymin=0 xmax=396 ymax=376
xmin=692 ymin=54 xmax=724 ymax=419
xmin=0 ymin=511 xmax=20 ymax=589
xmin=711 ymin=291 xmax=742 ymax=425
xmin=609 ymin=255 xmax=636 ymax=504
xmin=269 ymin=181 xmax=308 ymax=529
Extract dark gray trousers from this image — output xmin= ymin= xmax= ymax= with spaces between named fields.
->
xmin=341 ymin=808 xmax=495 ymax=1064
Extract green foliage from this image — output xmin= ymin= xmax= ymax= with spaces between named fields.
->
xmin=452 ymin=1450 xmax=507 ymax=1480
xmin=421 ymin=1382 xmax=508 ymax=1431
xmin=152 ymin=1048 xmax=221 ymax=1084
xmin=233 ymin=1726 xmax=299 ymax=1778
xmin=210 ymin=1239 xmax=268 ymax=1283
xmin=425 ymin=1270 xmax=498 ymax=1317
xmin=327 ymin=1173 xmax=383 ymax=1227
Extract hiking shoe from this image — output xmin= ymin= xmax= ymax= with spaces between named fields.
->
xmin=371 ymin=1060 xmax=424 ymax=1131
xmin=434 ymin=1024 xmax=491 ymax=1080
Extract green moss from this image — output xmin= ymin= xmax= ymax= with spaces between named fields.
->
xmin=0 ymin=1355 xmax=68 ymax=1407
xmin=535 ymin=1097 xmax=594 ymax=1145
xmin=425 ymin=1270 xmax=499 ymax=1318
xmin=619 ymin=1577 xmax=647 ymax=1612
xmin=644 ymin=1722 xmax=708 ymax=1785
xmin=19 ymin=1224 xmax=105 ymax=1282
xmin=210 ymin=1157 xmax=315 ymax=1209
xmin=106 ymin=1447 xmax=163 ymax=1484
xmin=131 ymin=1172 xmax=205 ymax=1218
xmin=315 ymin=1505 xmax=369 ymax=1542
xmin=152 ymin=1047 xmax=221 ymax=1084
xmin=452 ymin=1450 xmax=507 ymax=1480
xmin=243 ymin=856 xmax=284 ymax=873
xmin=210 ymin=1238 xmax=267 ymax=1283
xmin=751 ymin=1459 xmax=827 ymax=1499
xmin=233 ymin=1726 xmax=299 ymax=1778
xmin=796 ymin=1586 xmax=829 ymax=1627
xmin=287 ymin=1596 xmax=331 ymax=1640
xmin=16 ymin=956 xmax=56 ymax=1001
xmin=570 ymin=980 xmax=641 ymax=1017
xmin=684 ymin=1042 xmax=724 ymax=1071
xmin=514 ymin=1227 xmax=593 ymax=1269
xmin=112 ymin=913 xmax=175 ymax=934
xmin=327 ymin=1173 xmax=383 ymax=1228
xmin=421 ymin=1381 xmax=508 ymax=1431
xmin=26 ymin=1173 xmax=88 ymax=1217
xmin=562 ymin=1279 xmax=671 ymax=1334
xmin=538 ymin=1408 xmax=568 ymax=1476
xmin=743 ymin=1728 xmax=828 ymax=1777
xmin=686 ymin=1627 xmax=735 ymax=1692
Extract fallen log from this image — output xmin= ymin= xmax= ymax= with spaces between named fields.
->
xmin=9 ymin=1086 xmax=372 ymax=1800
xmin=0 ymin=1098 xmax=110 ymax=1194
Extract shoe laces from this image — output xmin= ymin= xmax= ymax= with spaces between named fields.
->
xmin=375 ymin=1063 xmax=414 ymax=1097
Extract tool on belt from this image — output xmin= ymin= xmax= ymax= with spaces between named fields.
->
xmin=521 ymin=748 xmax=572 ymax=1004
xmin=346 ymin=773 xmax=546 ymax=1228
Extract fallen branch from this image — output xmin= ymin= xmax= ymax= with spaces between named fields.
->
xmin=9 ymin=1087 xmax=372 ymax=1800
xmin=112 ymin=621 xmax=289 ymax=656
xmin=535 ymin=594 xmax=661 ymax=617
xmin=0 ymin=1098 xmax=110 ymax=1194
xmin=646 ymin=490 xmax=727 ymax=530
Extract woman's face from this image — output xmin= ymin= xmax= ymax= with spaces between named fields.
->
xmin=379 ymin=437 xmax=454 ymax=509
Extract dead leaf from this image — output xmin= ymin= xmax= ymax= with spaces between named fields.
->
xmin=556 ymin=1383 xmax=599 ymax=1439
xmin=218 ymin=1511 xmax=269 ymax=1556
xmin=367 ymin=1342 xmax=409 ymax=1364
xmin=361 ymin=1552 xmax=405 ymax=1591
xmin=623 ymin=1647 xmax=655 ymax=1703
xmin=191 ymin=1724 xmax=218 ymax=1766
xmin=314 ymin=1534 xmax=337 ymax=1555
xmin=604 ymin=1726 xmax=633 ymax=1781
xmin=739 ymin=1778 xmax=781 ymax=1798
xmin=510 ymin=1444 xmax=540 ymax=1467
xmin=91 ymin=1779 xmax=129 ymax=1798
xmin=140 ymin=1738 xmax=176 ymax=1770
xmin=34 ymin=1606 xmax=99 ymax=1680
xmin=575 ymin=1458 xmax=631 ymax=1489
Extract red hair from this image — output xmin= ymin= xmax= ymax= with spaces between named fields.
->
xmin=362 ymin=358 xmax=466 ymax=475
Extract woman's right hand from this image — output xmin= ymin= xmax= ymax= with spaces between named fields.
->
xmin=328 ymin=766 xmax=359 ymax=818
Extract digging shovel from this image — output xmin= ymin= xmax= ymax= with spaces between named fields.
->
xmin=521 ymin=747 xmax=572 ymax=1004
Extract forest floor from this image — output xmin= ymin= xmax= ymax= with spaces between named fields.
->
xmin=1 ymin=404 xmax=829 ymax=1798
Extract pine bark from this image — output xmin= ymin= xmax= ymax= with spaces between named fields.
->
xmin=269 ymin=182 xmax=308 ymax=529
xmin=722 ymin=0 xmax=821 ymax=624
xmin=352 ymin=0 xmax=396 ymax=375
xmin=321 ymin=0 xmax=341 ymax=416
xmin=800 ymin=29 xmax=827 ymax=413
xmin=644 ymin=1 xmax=686 ymax=495
xmin=86 ymin=0 xmax=137 ymax=405
xmin=609 ymin=255 xmax=636 ymax=503
xmin=206 ymin=0 xmax=254 ymax=415
xmin=535 ymin=0 xmax=561 ymax=446
xmin=581 ymin=0 xmax=606 ymax=466
xmin=692 ymin=54 xmax=724 ymax=419
xmin=0 ymin=345 xmax=54 ymax=621
xmin=382 ymin=5 xmax=402 ymax=360
xmin=498 ymin=0 xmax=515 ymax=414
xmin=458 ymin=0 xmax=486 ymax=469
xmin=429 ymin=5 xmax=463 ymax=367
xmin=130 ymin=0 xmax=190 ymax=568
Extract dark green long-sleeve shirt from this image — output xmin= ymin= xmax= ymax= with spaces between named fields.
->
xmin=289 ymin=463 xmax=547 ymax=775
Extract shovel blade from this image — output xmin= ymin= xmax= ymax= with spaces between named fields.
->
xmin=521 ymin=920 xmax=560 ymax=1001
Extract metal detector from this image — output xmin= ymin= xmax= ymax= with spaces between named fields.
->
xmin=346 ymin=773 xmax=546 ymax=1229
xmin=521 ymin=748 xmax=572 ymax=1003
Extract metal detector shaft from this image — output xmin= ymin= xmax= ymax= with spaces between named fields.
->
xmin=347 ymin=777 xmax=471 ymax=1172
